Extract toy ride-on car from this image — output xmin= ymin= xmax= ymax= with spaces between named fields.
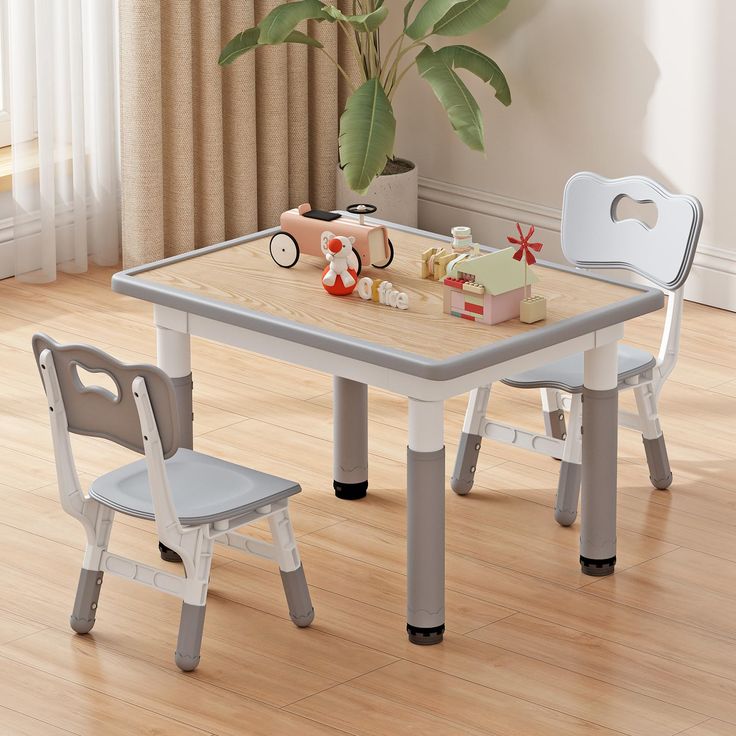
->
xmin=269 ymin=203 xmax=394 ymax=273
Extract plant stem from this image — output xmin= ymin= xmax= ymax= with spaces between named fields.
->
xmin=318 ymin=46 xmax=356 ymax=91
xmin=337 ymin=19 xmax=367 ymax=80
xmin=387 ymin=58 xmax=417 ymax=99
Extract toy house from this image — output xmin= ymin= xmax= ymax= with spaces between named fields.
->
xmin=443 ymin=247 xmax=538 ymax=325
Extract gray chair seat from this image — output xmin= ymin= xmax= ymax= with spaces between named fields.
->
xmin=90 ymin=449 xmax=300 ymax=526
xmin=502 ymin=344 xmax=656 ymax=393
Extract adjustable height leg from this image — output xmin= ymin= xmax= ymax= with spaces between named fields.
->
xmin=580 ymin=341 xmax=619 ymax=577
xmin=541 ymin=388 xmax=566 ymax=460
xmin=70 ymin=569 xmax=104 ymax=634
xmin=175 ymin=603 xmax=206 ymax=672
xmin=269 ymin=509 xmax=314 ymax=627
xmin=71 ymin=503 xmax=114 ymax=634
xmin=634 ymin=383 xmax=672 ymax=490
xmin=407 ymin=398 xmax=445 ymax=645
xmin=555 ymin=393 xmax=582 ymax=527
xmin=452 ymin=385 xmax=491 ymax=495
xmin=333 ymin=376 xmax=369 ymax=500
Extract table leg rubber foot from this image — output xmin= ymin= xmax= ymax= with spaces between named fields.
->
xmin=407 ymin=623 xmax=445 ymax=645
xmin=333 ymin=480 xmax=368 ymax=500
xmin=580 ymin=555 xmax=616 ymax=576
xmin=159 ymin=542 xmax=182 ymax=563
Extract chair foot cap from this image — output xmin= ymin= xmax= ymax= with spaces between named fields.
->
xmin=407 ymin=623 xmax=445 ymax=645
xmin=333 ymin=480 xmax=368 ymax=500
xmin=580 ymin=555 xmax=616 ymax=576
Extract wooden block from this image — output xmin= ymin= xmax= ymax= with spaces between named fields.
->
xmin=520 ymin=295 xmax=547 ymax=324
xmin=434 ymin=253 xmax=455 ymax=280
xmin=462 ymin=281 xmax=485 ymax=296
xmin=463 ymin=293 xmax=485 ymax=307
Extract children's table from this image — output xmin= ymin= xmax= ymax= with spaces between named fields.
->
xmin=113 ymin=220 xmax=663 ymax=645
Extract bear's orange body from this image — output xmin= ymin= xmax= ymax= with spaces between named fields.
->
xmin=322 ymin=266 xmax=358 ymax=295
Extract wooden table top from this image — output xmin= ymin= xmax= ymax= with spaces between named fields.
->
xmin=127 ymin=227 xmax=657 ymax=365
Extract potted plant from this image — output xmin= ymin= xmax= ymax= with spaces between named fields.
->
xmin=220 ymin=0 xmax=511 ymax=227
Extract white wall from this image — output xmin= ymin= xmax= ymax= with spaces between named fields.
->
xmin=392 ymin=0 xmax=736 ymax=310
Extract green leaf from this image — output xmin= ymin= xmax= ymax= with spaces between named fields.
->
xmin=433 ymin=0 xmax=509 ymax=36
xmin=405 ymin=0 xmax=466 ymax=40
xmin=403 ymin=0 xmax=418 ymax=29
xmin=415 ymin=45 xmax=484 ymax=151
xmin=219 ymin=27 xmax=260 ymax=65
xmin=322 ymin=3 xmax=388 ymax=32
xmin=219 ymin=26 xmax=322 ymax=66
xmin=283 ymin=30 xmax=324 ymax=48
xmin=258 ymin=0 xmax=327 ymax=44
xmin=339 ymin=79 xmax=396 ymax=194
xmin=435 ymin=44 xmax=510 ymax=105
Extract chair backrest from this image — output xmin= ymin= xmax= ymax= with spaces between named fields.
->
xmin=561 ymin=172 xmax=703 ymax=290
xmin=32 ymin=334 xmax=180 ymax=459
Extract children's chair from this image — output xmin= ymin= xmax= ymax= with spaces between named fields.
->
xmin=451 ymin=172 xmax=703 ymax=531
xmin=33 ymin=334 xmax=314 ymax=671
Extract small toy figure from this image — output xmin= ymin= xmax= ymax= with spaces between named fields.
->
xmin=450 ymin=226 xmax=480 ymax=255
xmin=270 ymin=202 xmax=394 ymax=271
xmin=321 ymin=232 xmax=359 ymax=295
xmin=508 ymin=223 xmax=547 ymax=323
xmin=443 ymin=247 xmax=536 ymax=324
xmin=421 ymin=225 xmax=481 ymax=281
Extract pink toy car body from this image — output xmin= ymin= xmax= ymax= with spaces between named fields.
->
xmin=269 ymin=202 xmax=394 ymax=273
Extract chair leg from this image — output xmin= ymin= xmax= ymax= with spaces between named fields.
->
xmin=541 ymin=389 xmax=567 ymax=458
xmin=269 ymin=508 xmax=314 ymax=627
xmin=71 ymin=503 xmax=114 ymax=634
xmin=452 ymin=385 xmax=491 ymax=495
xmin=554 ymin=393 xmax=582 ymax=527
xmin=634 ymin=384 xmax=672 ymax=489
xmin=70 ymin=569 xmax=104 ymax=634
xmin=175 ymin=602 xmax=206 ymax=672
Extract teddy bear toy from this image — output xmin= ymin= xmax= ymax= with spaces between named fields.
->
xmin=320 ymin=231 xmax=360 ymax=295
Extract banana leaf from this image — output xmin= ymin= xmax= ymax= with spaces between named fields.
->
xmin=415 ymin=45 xmax=484 ymax=150
xmin=435 ymin=44 xmax=510 ymax=105
xmin=433 ymin=0 xmax=509 ymax=37
xmin=339 ymin=78 xmax=396 ymax=194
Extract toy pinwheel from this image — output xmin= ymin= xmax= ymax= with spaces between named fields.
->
xmin=508 ymin=223 xmax=543 ymax=299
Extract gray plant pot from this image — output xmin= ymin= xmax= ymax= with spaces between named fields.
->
xmin=336 ymin=158 xmax=418 ymax=228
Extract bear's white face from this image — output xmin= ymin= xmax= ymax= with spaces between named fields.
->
xmin=321 ymin=231 xmax=355 ymax=258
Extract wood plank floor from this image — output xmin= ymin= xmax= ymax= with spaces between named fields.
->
xmin=0 ymin=265 xmax=735 ymax=736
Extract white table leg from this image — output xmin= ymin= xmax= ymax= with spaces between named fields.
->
xmin=333 ymin=376 xmax=368 ymax=500
xmin=407 ymin=397 xmax=445 ymax=645
xmin=580 ymin=339 xmax=619 ymax=576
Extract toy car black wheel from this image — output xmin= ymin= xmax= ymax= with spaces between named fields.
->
xmin=269 ymin=231 xmax=300 ymax=268
xmin=346 ymin=203 xmax=377 ymax=216
xmin=372 ymin=238 xmax=394 ymax=269
xmin=352 ymin=248 xmax=363 ymax=276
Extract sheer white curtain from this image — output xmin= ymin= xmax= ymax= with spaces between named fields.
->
xmin=9 ymin=0 xmax=119 ymax=282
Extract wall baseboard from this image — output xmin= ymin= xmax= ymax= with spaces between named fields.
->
xmin=418 ymin=176 xmax=736 ymax=312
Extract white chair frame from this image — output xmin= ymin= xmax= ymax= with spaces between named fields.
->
xmin=451 ymin=172 xmax=702 ymax=528
xmin=39 ymin=348 xmax=312 ymax=671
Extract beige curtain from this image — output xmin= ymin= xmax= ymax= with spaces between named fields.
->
xmin=119 ymin=1 xmax=354 ymax=267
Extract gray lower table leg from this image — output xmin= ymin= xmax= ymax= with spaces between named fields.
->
xmin=580 ymin=341 xmax=619 ymax=576
xmin=333 ymin=376 xmax=368 ymax=500
xmin=407 ymin=398 xmax=445 ymax=645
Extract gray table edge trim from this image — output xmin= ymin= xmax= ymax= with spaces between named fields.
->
xmin=112 ymin=223 xmax=664 ymax=382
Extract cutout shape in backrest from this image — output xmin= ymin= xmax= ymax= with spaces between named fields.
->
xmin=32 ymin=333 xmax=180 ymax=459
xmin=561 ymin=172 xmax=703 ymax=290
xmin=610 ymin=194 xmax=659 ymax=230
xmin=71 ymin=363 xmax=121 ymax=404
